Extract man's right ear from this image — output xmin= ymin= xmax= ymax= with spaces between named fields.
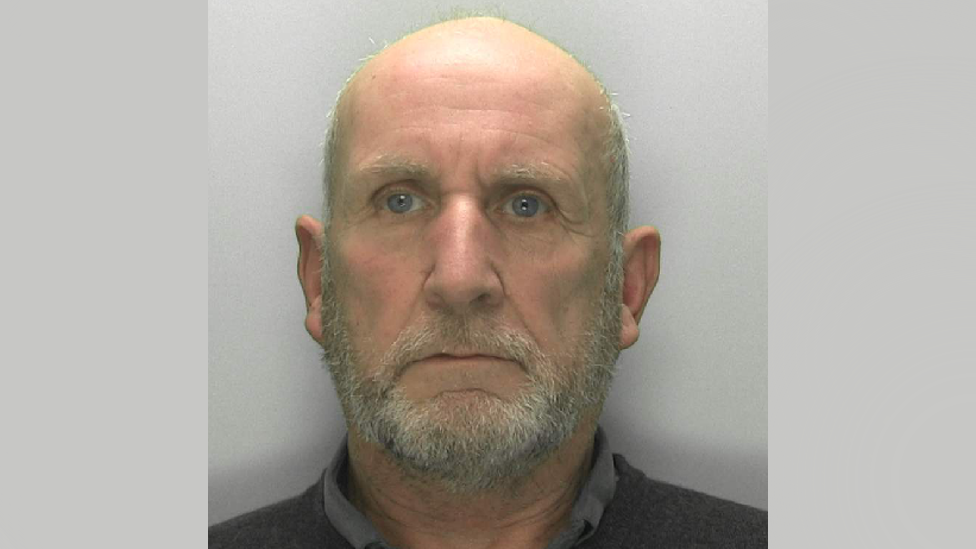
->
xmin=295 ymin=215 xmax=325 ymax=344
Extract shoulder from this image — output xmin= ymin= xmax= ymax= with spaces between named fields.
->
xmin=586 ymin=454 xmax=767 ymax=548
xmin=208 ymin=476 xmax=349 ymax=549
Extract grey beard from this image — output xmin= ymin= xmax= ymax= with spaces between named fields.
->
xmin=318 ymin=238 xmax=624 ymax=494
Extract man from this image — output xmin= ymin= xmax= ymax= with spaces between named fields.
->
xmin=210 ymin=16 xmax=766 ymax=549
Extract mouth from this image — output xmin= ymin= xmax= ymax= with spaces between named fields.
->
xmin=419 ymin=353 xmax=508 ymax=363
xmin=437 ymin=352 xmax=499 ymax=358
xmin=395 ymin=352 xmax=528 ymax=398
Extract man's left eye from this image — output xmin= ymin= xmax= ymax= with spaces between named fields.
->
xmin=505 ymin=194 xmax=547 ymax=218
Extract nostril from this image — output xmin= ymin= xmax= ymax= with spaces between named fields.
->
xmin=422 ymin=263 xmax=503 ymax=312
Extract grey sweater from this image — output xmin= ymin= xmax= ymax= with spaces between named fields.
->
xmin=209 ymin=454 xmax=767 ymax=548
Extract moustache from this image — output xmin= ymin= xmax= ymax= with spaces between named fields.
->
xmin=378 ymin=313 xmax=549 ymax=380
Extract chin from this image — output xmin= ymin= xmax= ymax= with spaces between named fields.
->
xmin=422 ymin=389 xmax=509 ymax=420
xmin=352 ymin=386 xmax=581 ymax=493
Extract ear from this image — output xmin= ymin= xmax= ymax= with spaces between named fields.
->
xmin=619 ymin=226 xmax=661 ymax=349
xmin=295 ymin=215 xmax=326 ymax=344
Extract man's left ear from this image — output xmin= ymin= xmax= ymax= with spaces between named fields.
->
xmin=619 ymin=226 xmax=661 ymax=349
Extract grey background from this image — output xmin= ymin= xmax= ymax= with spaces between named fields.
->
xmin=3 ymin=1 xmax=973 ymax=547
xmin=209 ymin=0 xmax=768 ymax=525
xmin=770 ymin=3 xmax=976 ymax=546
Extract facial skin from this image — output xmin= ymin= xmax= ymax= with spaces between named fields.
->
xmin=297 ymin=18 xmax=661 ymax=496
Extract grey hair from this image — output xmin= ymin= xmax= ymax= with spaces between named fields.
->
xmin=603 ymin=101 xmax=630 ymax=241
xmin=321 ymin=17 xmax=631 ymax=243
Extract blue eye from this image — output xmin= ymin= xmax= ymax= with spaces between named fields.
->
xmin=507 ymin=194 xmax=544 ymax=217
xmin=386 ymin=193 xmax=422 ymax=213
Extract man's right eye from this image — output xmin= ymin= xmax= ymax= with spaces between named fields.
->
xmin=384 ymin=192 xmax=424 ymax=214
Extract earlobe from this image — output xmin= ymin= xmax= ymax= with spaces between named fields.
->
xmin=619 ymin=305 xmax=640 ymax=350
xmin=618 ymin=226 xmax=661 ymax=349
xmin=295 ymin=215 xmax=326 ymax=344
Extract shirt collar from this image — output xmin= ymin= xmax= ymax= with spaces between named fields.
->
xmin=568 ymin=426 xmax=617 ymax=544
xmin=322 ymin=439 xmax=384 ymax=549
xmin=322 ymin=427 xmax=617 ymax=549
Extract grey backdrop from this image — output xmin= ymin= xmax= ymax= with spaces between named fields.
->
xmin=209 ymin=0 xmax=767 ymax=524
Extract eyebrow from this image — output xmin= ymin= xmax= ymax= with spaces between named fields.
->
xmin=355 ymin=155 xmax=433 ymax=181
xmin=493 ymin=163 xmax=577 ymax=189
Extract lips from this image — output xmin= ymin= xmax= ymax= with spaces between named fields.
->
xmin=421 ymin=353 xmax=507 ymax=362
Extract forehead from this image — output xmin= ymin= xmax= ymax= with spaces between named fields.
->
xmin=335 ymin=22 xmax=609 ymax=185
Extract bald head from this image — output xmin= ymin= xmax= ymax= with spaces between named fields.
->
xmin=323 ymin=16 xmax=629 ymax=237
xmin=344 ymin=18 xmax=608 ymax=114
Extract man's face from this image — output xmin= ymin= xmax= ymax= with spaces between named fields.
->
xmin=317 ymin=25 xmax=624 ymax=491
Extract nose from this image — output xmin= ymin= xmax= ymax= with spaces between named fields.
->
xmin=422 ymin=198 xmax=503 ymax=313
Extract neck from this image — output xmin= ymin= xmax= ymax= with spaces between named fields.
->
xmin=346 ymin=418 xmax=598 ymax=549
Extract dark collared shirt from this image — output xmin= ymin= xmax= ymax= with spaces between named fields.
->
xmin=322 ymin=427 xmax=618 ymax=549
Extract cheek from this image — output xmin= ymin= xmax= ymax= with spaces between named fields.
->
xmin=510 ymin=246 xmax=607 ymax=350
xmin=331 ymin=234 xmax=422 ymax=352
